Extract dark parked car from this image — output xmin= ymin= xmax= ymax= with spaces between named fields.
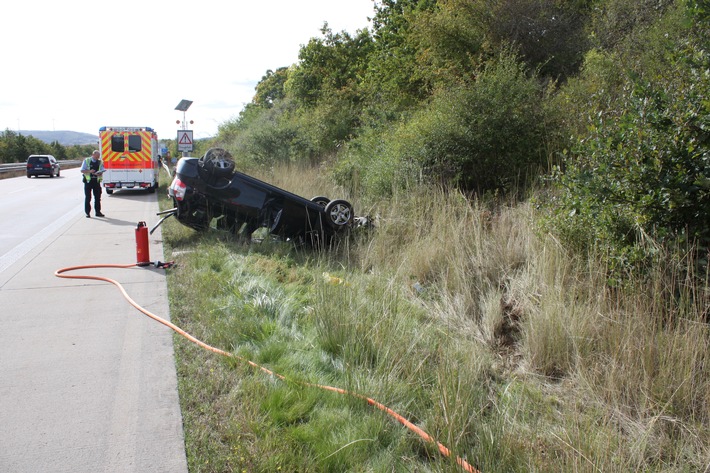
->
xmin=26 ymin=155 xmax=60 ymax=178
xmin=163 ymin=148 xmax=355 ymax=244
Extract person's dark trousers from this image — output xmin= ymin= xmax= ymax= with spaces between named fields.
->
xmin=84 ymin=179 xmax=102 ymax=215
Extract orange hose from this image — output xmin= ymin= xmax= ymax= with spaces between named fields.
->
xmin=55 ymin=263 xmax=480 ymax=473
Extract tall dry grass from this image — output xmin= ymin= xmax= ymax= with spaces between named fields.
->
xmin=336 ymin=181 xmax=708 ymax=470
xmin=196 ymin=164 xmax=710 ymax=471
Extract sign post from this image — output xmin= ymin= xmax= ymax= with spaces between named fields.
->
xmin=175 ymin=99 xmax=194 ymax=156
xmin=177 ymin=130 xmax=193 ymax=153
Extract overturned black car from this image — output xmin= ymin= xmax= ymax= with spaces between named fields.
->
xmin=156 ymin=148 xmax=356 ymax=244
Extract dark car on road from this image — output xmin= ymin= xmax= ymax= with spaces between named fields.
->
xmin=26 ymin=155 xmax=60 ymax=178
xmin=165 ymin=148 xmax=355 ymax=244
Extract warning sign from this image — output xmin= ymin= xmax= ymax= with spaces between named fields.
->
xmin=177 ymin=130 xmax=193 ymax=152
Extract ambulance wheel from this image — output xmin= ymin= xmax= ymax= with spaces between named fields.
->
xmin=106 ymin=189 xmax=114 ymax=195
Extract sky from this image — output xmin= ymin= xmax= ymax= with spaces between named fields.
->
xmin=1 ymin=0 xmax=375 ymax=140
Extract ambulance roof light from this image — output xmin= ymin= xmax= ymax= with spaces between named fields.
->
xmin=98 ymin=126 xmax=154 ymax=132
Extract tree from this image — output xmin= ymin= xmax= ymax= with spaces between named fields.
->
xmin=285 ymin=25 xmax=373 ymax=107
xmin=50 ymin=141 xmax=67 ymax=160
xmin=407 ymin=0 xmax=487 ymax=88
xmin=253 ymin=67 xmax=290 ymax=107
xmin=484 ymin=0 xmax=590 ymax=80
xmin=0 ymin=130 xmax=32 ymax=163
xmin=360 ymin=0 xmax=438 ymax=113
xmin=589 ymin=0 xmax=676 ymax=51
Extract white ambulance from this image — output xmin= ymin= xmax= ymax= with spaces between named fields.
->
xmin=99 ymin=126 xmax=160 ymax=194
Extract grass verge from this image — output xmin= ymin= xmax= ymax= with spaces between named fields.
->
xmin=157 ymin=165 xmax=709 ymax=472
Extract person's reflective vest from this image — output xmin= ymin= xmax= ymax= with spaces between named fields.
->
xmin=83 ymin=157 xmax=104 ymax=183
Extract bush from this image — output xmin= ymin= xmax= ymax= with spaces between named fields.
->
xmin=334 ymin=124 xmax=417 ymax=199
xmin=290 ymin=89 xmax=363 ymax=161
xmin=548 ymin=17 xmax=710 ymax=279
xmin=221 ymin=100 xmax=298 ymax=168
xmin=394 ymin=51 xmax=548 ymax=193
xmin=336 ymin=51 xmax=550 ymax=198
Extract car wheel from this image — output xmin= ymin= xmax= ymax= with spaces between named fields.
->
xmin=311 ymin=196 xmax=330 ymax=207
xmin=106 ymin=189 xmax=114 ymax=195
xmin=324 ymin=199 xmax=353 ymax=230
xmin=201 ymin=148 xmax=235 ymax=177
xmin=57 ymin=169 xmax=60 ymax=177
xmin=27 ymin=174 xmax=31 ymax=178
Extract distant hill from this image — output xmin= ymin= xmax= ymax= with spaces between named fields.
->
xmin=20 ymin=130 xmax=98 ymax=146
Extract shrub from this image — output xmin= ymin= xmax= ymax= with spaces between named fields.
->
xmin=548 ymin=19 xmax=710 ymax=279
xmin=222 ymin=100 xmax=298 ymax=168
xmin=394 ymin=51 xmax=548 ymax=193
xmin=337 ymin=51 xmax=550 ymax=198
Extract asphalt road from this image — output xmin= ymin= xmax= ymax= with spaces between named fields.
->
xmin=0 ymin=168 xmax=188 ymax=472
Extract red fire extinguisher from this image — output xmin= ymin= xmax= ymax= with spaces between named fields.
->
xmin=135 ymin=221 xmax=150 ymax=266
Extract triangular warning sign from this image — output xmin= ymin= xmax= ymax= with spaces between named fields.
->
xmin=178 ymin=133 xmax=192 ymax=145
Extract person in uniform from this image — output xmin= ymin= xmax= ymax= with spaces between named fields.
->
xmin=80 ymin=150 xmax=106 ymax=218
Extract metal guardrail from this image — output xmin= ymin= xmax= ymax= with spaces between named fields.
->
xmin=0 ymin=163 xmax=28 ymax=173
xmin=0 ymin=160 xmax=82 ymax=174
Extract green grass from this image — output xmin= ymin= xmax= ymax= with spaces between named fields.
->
xmin=157 ymin=166 xmax=709 ymax=472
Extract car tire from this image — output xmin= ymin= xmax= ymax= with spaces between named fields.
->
xmin=106 ymin=189 xmax=114 ymax=195
xmin=324 ymin=199 xmax=353 ymax=231
xmin=311 ymin=196 xmax=330 ymax=207
xmin=201 ymin=148 xmax=235 ymax=177
xmin=27 ymin=174 xmax=31 ymax=178
xmin=57 ymin=169 xmax=60 ymax=177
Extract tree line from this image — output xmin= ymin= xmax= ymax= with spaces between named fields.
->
xmin=0 ymin=129 xmax=95 ymax=162
xmin=212 ymin=0 xmax=709 ymax=279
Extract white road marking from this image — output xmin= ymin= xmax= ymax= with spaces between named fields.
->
xmin=0 ymin=207 xmax=81 ymax=274
xmin=9 ymin=187 xmax=33 ymax=195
